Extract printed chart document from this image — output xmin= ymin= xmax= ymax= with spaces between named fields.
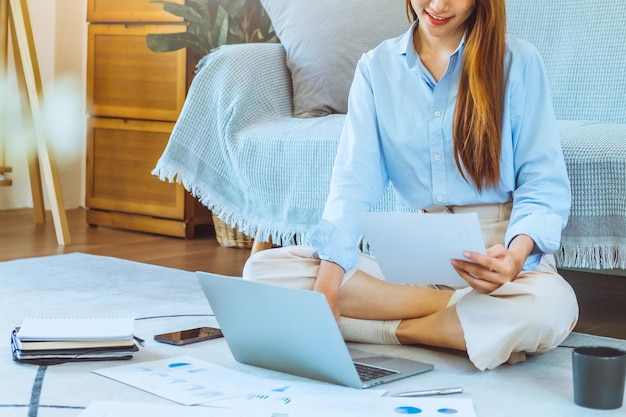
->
xmin=78 ymin=396 xmax=476 ymax=417
xmin=207 ymin=375 xmax=384 ymax=410
xmin=91 ymin=357 xmax=476 ymax=416
xmin=358 ymin=211 xmax=486 ymax=286
xmin=273 ymin=395 xmax=477 ymax=417
xmin=93 ymin=356 xmax=382 ymax=406
xmin=94 ymin=356 xmax=258 ymax=405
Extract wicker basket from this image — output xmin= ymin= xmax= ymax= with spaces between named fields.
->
xmin=211 ymin=213 xmax=254 ymax=249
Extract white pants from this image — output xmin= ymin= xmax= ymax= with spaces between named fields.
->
xmin=243 ymin=203 xmax=579 ymax=370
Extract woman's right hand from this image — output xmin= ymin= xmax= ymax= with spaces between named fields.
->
xmin=313 ymin=260 xmax=345 ymax=322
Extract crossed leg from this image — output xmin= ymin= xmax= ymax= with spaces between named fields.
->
xmin=338 ymin=270 xmax=467 ymax=351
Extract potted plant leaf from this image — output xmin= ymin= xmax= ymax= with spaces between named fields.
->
xmin=146 ymin=0 xmax=276 ymax=57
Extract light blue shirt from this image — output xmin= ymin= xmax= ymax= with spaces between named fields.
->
xmin=309 ymin=23 xmax=571 ymax=273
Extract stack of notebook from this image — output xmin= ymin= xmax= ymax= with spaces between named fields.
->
xmin=11 ymin=316 xmax=139 ymax=364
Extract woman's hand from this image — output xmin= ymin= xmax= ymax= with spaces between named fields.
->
xmin=313 ymin=260 xmax=345 ymax=321
xmin=451 ymin=234 xmax=535 ymax=293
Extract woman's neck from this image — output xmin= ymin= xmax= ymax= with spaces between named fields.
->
xmin=413 ymin=25 xmax=465 ymax=82
xmin=413 ymin=24 xmax=465 ymax=58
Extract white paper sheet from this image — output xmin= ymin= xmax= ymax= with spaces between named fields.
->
xmin=282 ymin=395 xmax=477 ymax=417
xmin=91 ymin=357 xmax=475 ymax=416
xmin=208 ymin=378 xmax=384 ymax=411
xmin=93 ymin=356 xmax=270 ymax=405
xmin=358 ymin=211 xmax=486 ymax=286
xmin=78 ymin=396 xmax=476 ymax=417
xmin=93 ymin=356 xmax=383 ymax=406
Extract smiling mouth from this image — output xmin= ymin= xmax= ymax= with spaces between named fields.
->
xmin=425 ymin=10 xmax=452 ymax=22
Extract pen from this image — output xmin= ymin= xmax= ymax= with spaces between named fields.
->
xmin=391 ymin=387 xmax=463 ymax=397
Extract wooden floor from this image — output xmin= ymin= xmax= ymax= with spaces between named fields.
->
xmin=0 ymin=208 xmax=248 ymax=276
xmin=2 ymin=208 xmax=625 ymax=340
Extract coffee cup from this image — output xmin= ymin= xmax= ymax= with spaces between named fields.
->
xmin=572 ymin=346 xmax=626 ymax=410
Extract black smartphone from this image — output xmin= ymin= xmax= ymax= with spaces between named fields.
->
xmin=154 ymin=327 xmax=223 ymax=346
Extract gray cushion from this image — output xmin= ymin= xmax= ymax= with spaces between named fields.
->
xmin=260 ymin=0 xmax=409 ymax=118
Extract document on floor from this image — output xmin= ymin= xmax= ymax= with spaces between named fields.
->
xmin=281 ymin=394 xmax=477 ymax=417
xmin=92 ymin=356 xmax=383 ymax=406
xmin=78 ymin=397 xmax=477 ymax=417
xmin=93 ymin=356 xmax=265 ymax=405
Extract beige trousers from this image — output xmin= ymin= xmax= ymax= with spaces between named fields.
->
xmin=243 ymin=203 xmax=579 ymax=370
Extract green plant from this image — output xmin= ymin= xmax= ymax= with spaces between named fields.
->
xmin=147 ymin=0 xmax=276 ymax=56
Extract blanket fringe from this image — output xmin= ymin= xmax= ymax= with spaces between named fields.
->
xmin=156 ymin=163 xmax=626 ymax=267
xmin=152 ymin=165 xmax=312 ymax=247
xmin=556 ymin=243 xmax=626 ymax=270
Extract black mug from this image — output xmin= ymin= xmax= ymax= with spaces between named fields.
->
xmin=572 ymin=346 xmax=626 ymax=410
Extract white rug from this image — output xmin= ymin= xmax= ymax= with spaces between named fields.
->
xmin=1 ymin=253 xmax=624 ymax=417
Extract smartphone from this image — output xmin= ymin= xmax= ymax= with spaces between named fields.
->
xmin=154 ymin=327 xmax=223 ymax=346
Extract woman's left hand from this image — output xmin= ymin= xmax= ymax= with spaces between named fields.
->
xmin=451 ymin=235 xmax=535 ymax=293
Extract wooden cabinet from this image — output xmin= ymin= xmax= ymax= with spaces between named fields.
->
xmin=86 ymin=0 xmax=211 ymax=238
xmin=87 ymin=23 xmax=187 ymax=121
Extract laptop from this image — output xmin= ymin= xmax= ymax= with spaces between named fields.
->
xmin=196 ymin=272 xmax=433 ymax=389
xmin=357 ymin=211 xmax=485 ymax=286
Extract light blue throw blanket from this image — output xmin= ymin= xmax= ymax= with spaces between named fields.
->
xmin=154 ymin=43 xmax=410 ymax=244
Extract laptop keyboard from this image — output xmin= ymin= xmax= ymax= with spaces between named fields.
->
xmin=354 ymin=362 xmax=398 ymax=382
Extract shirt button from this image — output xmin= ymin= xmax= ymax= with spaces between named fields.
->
xmin=436 ymin=196 xmax=443 ymax=202
xmin=434 ymin=153 xmax=441 ymax=161
xmin=434 ymin=110 xmax=442 ymax=117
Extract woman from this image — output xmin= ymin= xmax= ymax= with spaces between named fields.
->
xmin=243 ymin=0 xmax=578 ymax=370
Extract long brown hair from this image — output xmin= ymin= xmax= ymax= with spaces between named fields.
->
xmin=406 ymin=0 xmax=506 ymax=191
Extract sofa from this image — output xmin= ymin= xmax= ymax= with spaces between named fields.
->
xmin=154 ymin=0 xmax=626 ymax=270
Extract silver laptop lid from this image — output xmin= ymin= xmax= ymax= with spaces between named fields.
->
xmin=197 ymin=272 xmax=365 ymax=388
xmin=196 ymin=272 xmax=433 ymax=389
